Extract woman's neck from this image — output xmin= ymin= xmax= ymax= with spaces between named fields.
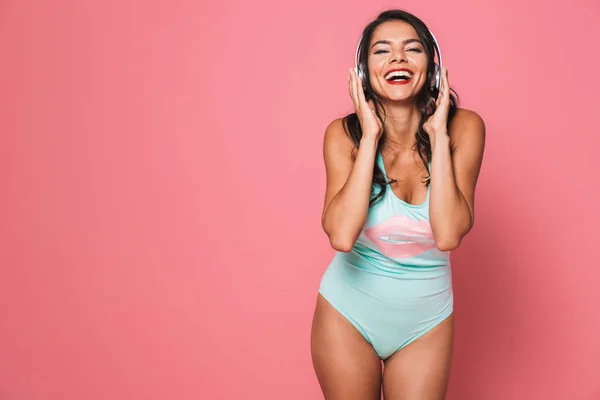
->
xmin=379 ymin=102 xmax=422 ymax=152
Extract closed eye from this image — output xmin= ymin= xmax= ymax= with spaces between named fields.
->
xmin=373 ymin=48 xmax=423 ymax=54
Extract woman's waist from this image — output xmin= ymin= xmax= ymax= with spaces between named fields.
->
xmin=322 ymin=253 xmax=453 ymax=304
xmin=326 ymin=249 xmax=451 ymax=280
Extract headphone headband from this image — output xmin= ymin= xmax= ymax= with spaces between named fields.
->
xmin=354 ymin=28 xmax=443 ymax=90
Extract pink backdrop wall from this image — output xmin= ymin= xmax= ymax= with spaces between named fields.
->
xmin=1 ymin=0 xmax=599 ymax=398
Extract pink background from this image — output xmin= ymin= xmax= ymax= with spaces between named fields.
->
xmin=1 ymin=0 xmax=599 ymax=399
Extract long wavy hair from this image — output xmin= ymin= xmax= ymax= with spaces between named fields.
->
xmin=345 ymin=9 xmax=459 ymax=206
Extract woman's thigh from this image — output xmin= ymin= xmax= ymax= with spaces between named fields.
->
xmin=311 ymin=294 xmax=382 ymax=400
xmin=382 ymin=314 xmax=454 ymax=400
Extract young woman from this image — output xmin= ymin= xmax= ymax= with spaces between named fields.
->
xmin=311 ymin=9 xmax=486 ymax=400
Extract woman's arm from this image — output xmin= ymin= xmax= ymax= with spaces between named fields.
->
xmin=423 ymin=67 xmax=486 ymax=251
xmin=321 ymin=68 xmax=383 ymax=252
xmin=321 ymin=118 xmax=379 ymax=252
xmin=429 ymin=108 xmax=486 ymax=250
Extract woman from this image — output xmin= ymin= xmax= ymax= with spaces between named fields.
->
xmin=310 ymin=9 xmax=486 ymax=400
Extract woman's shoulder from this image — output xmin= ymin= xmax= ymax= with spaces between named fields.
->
xmin=448 ymin=107 xmax=486 ymax=142
xmin=452 ymin=108 xmax=483 ymax=123
xmin=324 ymin=117 xmax=354 ymax=146
xmin=451 ymin=108 xmax=485 ymax=130
xmin=324 ymin=117 xmax=348 ymax=136
xmin=323 ymin=117 xmax=356 ymax=160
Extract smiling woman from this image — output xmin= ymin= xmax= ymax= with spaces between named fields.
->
xmin=310 ymin=9 xmax=485 ymax=400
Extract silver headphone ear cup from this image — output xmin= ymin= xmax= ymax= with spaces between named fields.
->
xmin=432 ymin=64 xmax=440 ymax=90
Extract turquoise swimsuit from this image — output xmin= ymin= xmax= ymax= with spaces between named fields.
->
xmin=318 ymin=152 xmax=453 ymax=360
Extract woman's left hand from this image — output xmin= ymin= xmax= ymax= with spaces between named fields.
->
xmin=423 ymin=66 xmax=451 ymax=139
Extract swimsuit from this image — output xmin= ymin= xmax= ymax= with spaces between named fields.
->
xmin=318 ymin=151 xmax=453 ymax=360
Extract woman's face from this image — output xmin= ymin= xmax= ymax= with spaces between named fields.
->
xmin=367 ymin=20 xmax=429 ymax=102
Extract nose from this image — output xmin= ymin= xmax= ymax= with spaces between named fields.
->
xmin=389 ymin=48 xmax=407 ymax=64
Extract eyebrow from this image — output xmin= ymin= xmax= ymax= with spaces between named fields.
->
xmin=370 ymin=38 xmax=422 ymax=49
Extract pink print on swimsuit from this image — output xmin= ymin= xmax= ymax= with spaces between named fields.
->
xmin=364 ymin=215 xmax=436 ymax=258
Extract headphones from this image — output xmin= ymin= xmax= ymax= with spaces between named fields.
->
xmin=354 ymin=29 xmax=443 ymax=91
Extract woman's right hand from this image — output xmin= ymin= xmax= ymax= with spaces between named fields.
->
xmin=349 ymin=68 xmax=383 ymax=141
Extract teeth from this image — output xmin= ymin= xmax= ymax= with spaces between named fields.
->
xmin=385 ymin=70 xmax=413 ymax=80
